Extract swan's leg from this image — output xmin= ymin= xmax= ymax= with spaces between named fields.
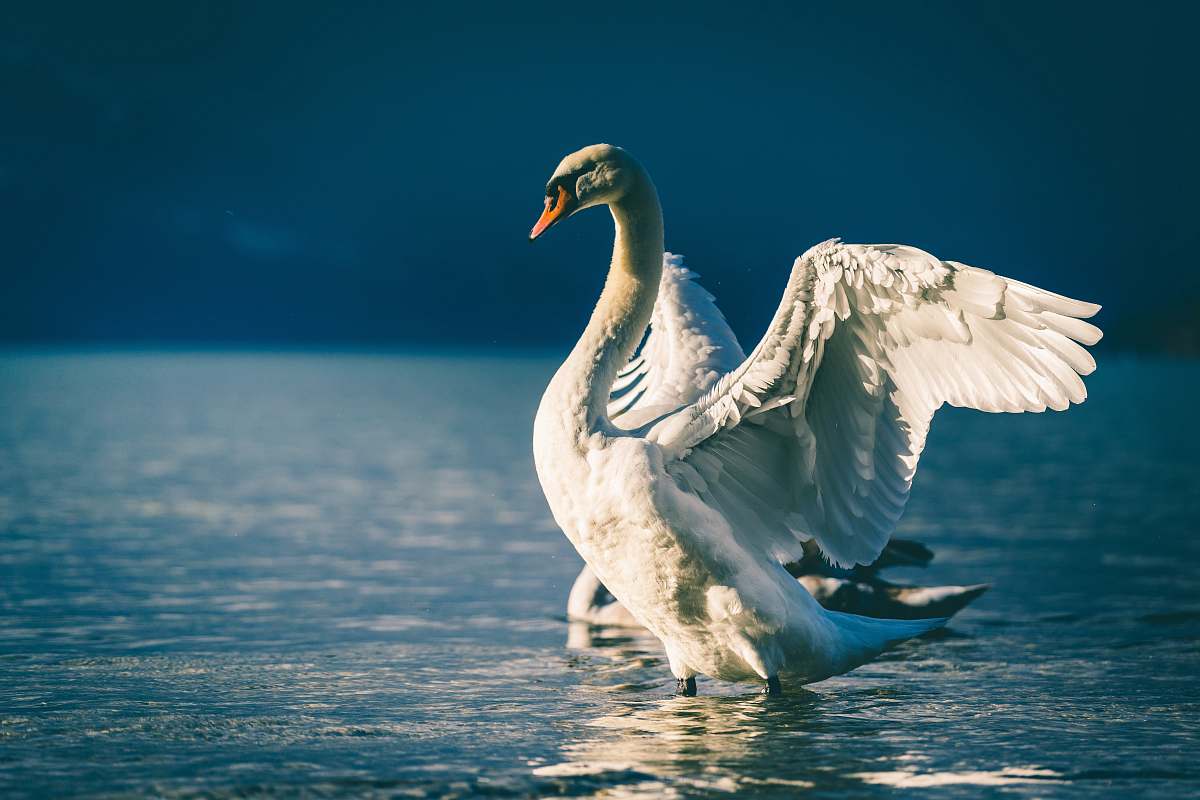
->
xmin=762 ymin=675 xmax=782 ymax=696
xmin=664 ymin=641 xmax=696 ymax=696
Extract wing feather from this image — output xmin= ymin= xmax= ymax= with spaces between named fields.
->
xmin=607 ymin=254 xmax=746 ymax=422
xmin=651 ymin=239 xmax=1101 ymax=567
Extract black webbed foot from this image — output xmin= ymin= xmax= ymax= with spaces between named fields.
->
xmin=762 ymin=675 xmax=782 ymax=696
xmin=675 ymin=676 xmax=697 ymax=696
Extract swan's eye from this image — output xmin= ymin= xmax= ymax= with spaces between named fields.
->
xmin=530 ymin=184 xmax=576 ymax=240
xmin=546 ymin=182 xmax=574 ymax=211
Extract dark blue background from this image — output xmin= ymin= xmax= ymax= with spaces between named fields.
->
xmin=4 ymin=2 xmax=1195 ymax=347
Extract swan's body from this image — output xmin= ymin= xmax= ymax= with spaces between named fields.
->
xmin=567 ymin=539 xmax=991 ymax=627
xmin=530 ymin=144 xmax=1101 ymax=692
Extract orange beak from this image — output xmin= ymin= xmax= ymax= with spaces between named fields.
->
xmin=529 ymin=184 xmax=576 ymax=240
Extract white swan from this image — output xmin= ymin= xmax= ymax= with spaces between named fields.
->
xmin=530 ymin=144 xmax=1101 ymax=695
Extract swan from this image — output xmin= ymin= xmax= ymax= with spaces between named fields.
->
xmin=529 ymin=144 xmax=1101 ymax=696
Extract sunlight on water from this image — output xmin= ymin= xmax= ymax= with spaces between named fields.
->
xmin=852 ymin=766 xmax=1065 ymax=788
xmin=0 ymin=353 xmax=1198 ymax=798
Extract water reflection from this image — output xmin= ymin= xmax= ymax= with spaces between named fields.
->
xmin=554 ymin=621 xmax=1077 ymax=796
xmin=553 ymin=622 xmax=897 ymax=795
xmin=852 ymin=766 xmax=1066 ymax=788
xmin=565 ymin=621 xmax=652 ymax=652
xmin=536 ymin=692 xmax=833 ymax=795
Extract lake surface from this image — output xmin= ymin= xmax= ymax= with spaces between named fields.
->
xmin=1 ymin=352 xmax=1197 ymax=798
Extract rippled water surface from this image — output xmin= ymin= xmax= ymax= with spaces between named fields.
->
xmin=1 ymin=352 xmax=1197 ymax=798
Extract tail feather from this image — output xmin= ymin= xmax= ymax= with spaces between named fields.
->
xmin=819 ymin=609 xmax=947 ymax=679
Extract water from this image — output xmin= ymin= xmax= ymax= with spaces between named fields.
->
xmin=1 ymin=352 xmax=1197 ymax=798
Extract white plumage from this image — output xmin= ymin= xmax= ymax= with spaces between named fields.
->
xmin=646 ymin=239 xmax=1101 ymax=568
xmin=608 ymin=255 xmax=745 ymax=425
xmin=530 ymin=144 xmax=1100 ymax=694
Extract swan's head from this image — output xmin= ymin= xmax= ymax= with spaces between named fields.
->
xmin=529 ymin=144 xmax=643 ymax=240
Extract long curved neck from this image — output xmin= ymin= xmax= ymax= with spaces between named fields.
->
xmin=555 ymin=178 xmax=664 ymax=437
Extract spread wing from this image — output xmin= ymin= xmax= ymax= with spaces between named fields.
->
xmin=649 ymin=239 xmax=1102 ymax=567
xmin=608 ymin=253 xmax=746 ymax=428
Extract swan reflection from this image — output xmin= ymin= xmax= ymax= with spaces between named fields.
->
xmin=551 ymin=621 xmax=1063 ymax=795
xmin=550 ymin=622 xmax=864 ymax=794
xmin=535 ymin=689 xmax=830 ymax=795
